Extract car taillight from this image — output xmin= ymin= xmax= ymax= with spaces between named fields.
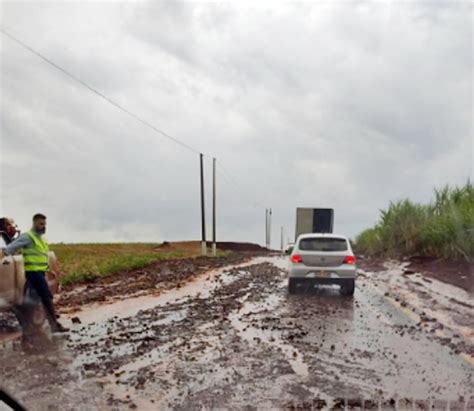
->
xmin=344 ymin=255 xmax=356 ymax=264
xmin=291 ymin=255 xmax=303 ymax=263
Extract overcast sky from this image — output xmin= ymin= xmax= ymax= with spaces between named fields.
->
xmin=0 ymin=1 xmax=472 ymax=246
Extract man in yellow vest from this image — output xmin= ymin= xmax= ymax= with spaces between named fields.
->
xmin=1 ymin=213 xmax=69 ymax=333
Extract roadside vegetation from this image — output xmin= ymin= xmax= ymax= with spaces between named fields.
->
xmin=50 ymin=242 xmax=231 ymax=285
xmin=355 ymin=182 xmax=473 ymax=261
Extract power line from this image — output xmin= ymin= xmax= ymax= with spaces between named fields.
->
xmin=204 ymin=156 xmax=251 ymax=201
xmin=201 ymin=157 xmax=266 ymax=209
xmin=216 ymin=161 xmax=240 ymax=187
xmin=207 ymin=158 xmax=233 ymax=186
xmin=216 ymin=160 xmax=266 ymax=209
xmin=2 ymin=28 xmax=270 ymax=216
xmin=0 ymin=28 xmax=201 ymax=155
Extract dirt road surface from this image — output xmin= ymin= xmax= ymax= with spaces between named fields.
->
xmin=0 ymin=256 xmax=472 ymax=410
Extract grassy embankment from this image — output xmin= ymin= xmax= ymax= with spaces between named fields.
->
xmin=50 ymin=242 xmax=231 ymax=285
xmin=355 ymin=182 xmax=473 ymax=261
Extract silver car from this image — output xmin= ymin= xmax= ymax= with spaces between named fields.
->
xmin=288 ymin=233 xmax=356 ymax=296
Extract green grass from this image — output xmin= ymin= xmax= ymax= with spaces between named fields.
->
xmin=50 ymin=242 xmax=232 ymax=285
xmin=355 ymin=182 xmax=474 ymax=261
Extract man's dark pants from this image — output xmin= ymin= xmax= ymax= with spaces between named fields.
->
xmin=25 ymin=271 xmax=57 ymax=327
xmin=25 ymin=271 xmax=53 ymax=302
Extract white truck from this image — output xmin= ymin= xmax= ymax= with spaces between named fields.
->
xmin=295 ymin=208 xmax=334 ymax=239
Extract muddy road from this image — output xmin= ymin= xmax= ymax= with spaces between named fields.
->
xmin=0 ymin=256 xmax=472 ymax=410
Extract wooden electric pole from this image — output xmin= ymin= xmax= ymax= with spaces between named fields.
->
xmin=265 ymin=209 xmax=269 ymax=248
xmin=200 ymin=153 xmax=206 ymax=256
xmin=268 ymin=208 xmax=272 ymax=249
xmin=280 ymin=226 xmax=284 ymax=253
xmin=212 ymin=157 xmax=217 ymax=256
xmin=264 ymin=209 xmax=267 ymax=247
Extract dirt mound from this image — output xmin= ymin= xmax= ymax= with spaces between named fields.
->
xmin=57 ymin=253 xmax=257 ymax=309
xmin=213 ymin=242 xmax=271 ymax=252
xmin=359 ymin=255 xmax=473 ymax=294
xmin=407 ymin=256 xmax=472 ymax=293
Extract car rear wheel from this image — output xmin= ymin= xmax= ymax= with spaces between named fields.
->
xmin=341 ymin=280 xmax=355 ymax=296
xmin=288 ymin=278 xmax=298 ymax=294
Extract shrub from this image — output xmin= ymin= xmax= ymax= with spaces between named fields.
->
xmin=355 ymin=182 xmax=473 ymax=261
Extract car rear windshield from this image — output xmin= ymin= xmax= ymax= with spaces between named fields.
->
xmin=299 ymin=237 xmax=348 ymax=252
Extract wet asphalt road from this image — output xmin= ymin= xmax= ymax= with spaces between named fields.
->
xmin=0 ymin=256 xmax=472 ymax=410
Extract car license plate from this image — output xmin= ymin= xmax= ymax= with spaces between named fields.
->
xmin=319 ymin=271 xmax=328 ymax=277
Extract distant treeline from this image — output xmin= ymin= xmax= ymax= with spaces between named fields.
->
xmin=355 ymin=182 xmax=473 ymax=261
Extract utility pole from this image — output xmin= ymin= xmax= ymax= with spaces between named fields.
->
xmin=265 ymin=209 xmax=268 ymax=248
xmin=280 ymin=226 xmax=284 ymax=253
xmin=200 ymin=153 xmax=206 ymax=256
xmin=268 ymin=208 xmax=272 ymax=249
xmin=212 ymin=157 xmax=217 ymax=257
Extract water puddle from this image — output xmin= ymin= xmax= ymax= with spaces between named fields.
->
xmin=0 ymin=331 xmax=21 ymax=346
xmin=66 ymin=257 xmax=269 ymax=326
xmin=229 ymin=285 xmax=310 ymax=379
xmin=363 ymin=262 xmax=474 ymax=345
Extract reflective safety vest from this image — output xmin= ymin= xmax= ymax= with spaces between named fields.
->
xmin=22 ymin=231 xmax=49 ymax=272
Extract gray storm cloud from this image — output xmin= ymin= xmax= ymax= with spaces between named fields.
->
xmin=0 ymin=2 xmax=472 ymax=245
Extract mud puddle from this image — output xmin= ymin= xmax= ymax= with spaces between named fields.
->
xmin=359 ymin=259 xmax=474 ymax=358
xmin=57 ymin=252 xmax=261 ymax=310
xmin=66 ymin=256 xmax=274 ymax=325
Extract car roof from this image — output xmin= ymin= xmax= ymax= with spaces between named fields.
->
xmin=297 ymin=233 xmax=349 ymax=240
